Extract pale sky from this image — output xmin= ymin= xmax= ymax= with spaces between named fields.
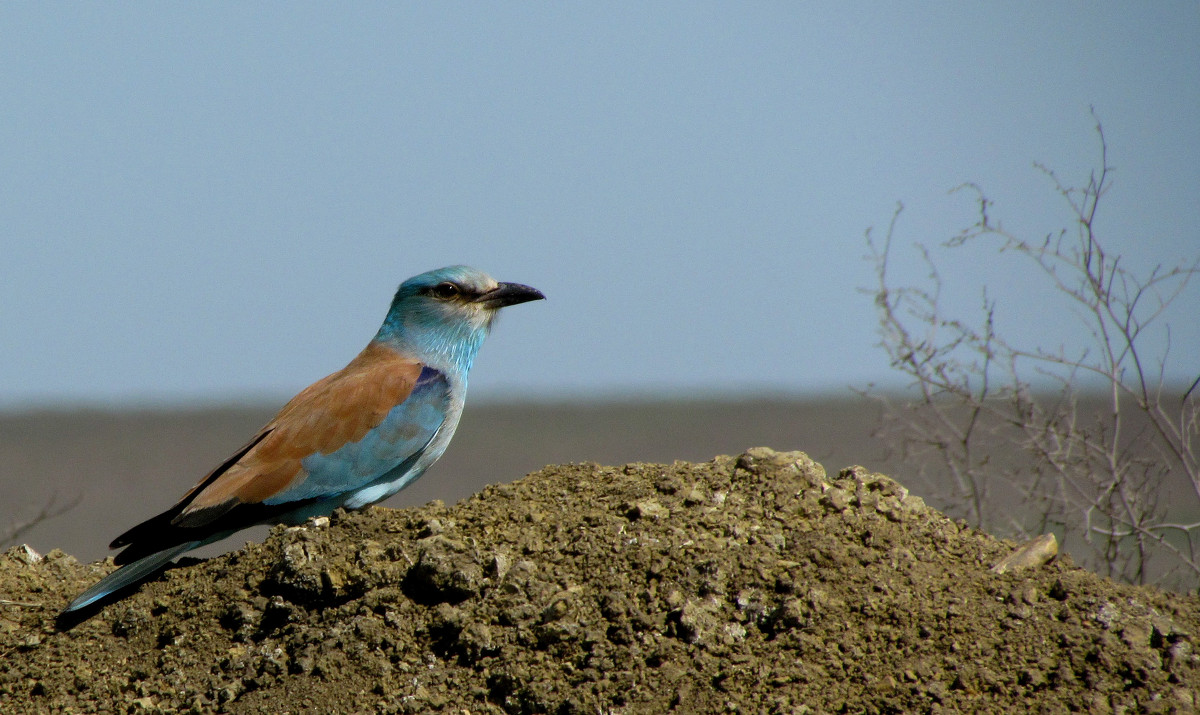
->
xmin=2 ymin=3 xmax=1197 ymax=407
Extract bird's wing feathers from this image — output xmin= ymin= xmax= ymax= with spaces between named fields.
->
xmin=261 ymin=365 xmax=451 ymax=505
xmin=110 ymin=342 xmax=440 ymax=556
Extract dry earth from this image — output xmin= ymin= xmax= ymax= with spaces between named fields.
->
xmin=1 ymin=448 xmax=1198 ymax=713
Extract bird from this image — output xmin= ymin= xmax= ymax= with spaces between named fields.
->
xmin=62 ymin=266 xmax=544 ymax=614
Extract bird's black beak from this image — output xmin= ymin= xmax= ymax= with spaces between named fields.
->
xmin=473 ymin=282 xmax=545 ymax=308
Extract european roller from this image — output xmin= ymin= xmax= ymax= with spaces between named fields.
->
xmin=62 ymin=266 xmax=543 ymax=614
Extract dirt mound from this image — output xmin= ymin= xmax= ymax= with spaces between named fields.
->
xmin=2 ymin=449 xmax=1198 ymax=713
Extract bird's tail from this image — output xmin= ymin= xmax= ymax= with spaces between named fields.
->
xmin=62 ymin=540 xmax=202 ymax=614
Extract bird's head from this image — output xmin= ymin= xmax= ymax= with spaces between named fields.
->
xmin=378 ymin=266 xmax=544 ymax=369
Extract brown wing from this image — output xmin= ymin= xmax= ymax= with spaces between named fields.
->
xmin=110 ymin=342 xmax=423 ymax=555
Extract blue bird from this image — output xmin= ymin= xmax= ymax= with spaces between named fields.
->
xmin=63 ymin=266 xmax=544 ymax=614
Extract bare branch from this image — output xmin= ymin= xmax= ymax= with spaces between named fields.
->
xmin=862 ymin=116 xmax=1200 ymax=590
xmin=1 ymin=492 xmax=83 ymax=549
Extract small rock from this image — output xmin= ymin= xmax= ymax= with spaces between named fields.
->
xmin=44 ymin=549 xmax=76 ymax=565
xmin=486 ymin=552 xmax=510 ymax=580
xmin=1094 ymin=602 xmax=1120 ymax=630
xmin=683 ymin=484 xmax=706 ymax=506
xmin=7 ymin=544 xmax=42 ymax=565
xmin=737 ymin=447 xmax=785 ymax=472
xmin=417 ymin=518 xmax=447 ymax=538
xmin=991 ymin=534 xmax=1058 ymax=574
xmin=822 ymin=488 xmax=851 ymax=512
xmin=771 ymin=598 xmax=808 ymax=631
xmin=540 ymin=591 xmax=574 ymax=623
xmin=738 ymin=448 xmax=827 ymax=488
xmin=626 ymin=499 xmax=670 ymax=520
xmin=403 ymin=535 xmax=484 ymax=604
xmin=673 ymin=599 xmax=723 ymax=644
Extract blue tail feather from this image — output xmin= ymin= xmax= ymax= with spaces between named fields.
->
xmin=62 ymin=540 xmax=201 ymax=613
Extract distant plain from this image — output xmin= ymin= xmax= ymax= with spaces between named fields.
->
xmin=1 ymin=399 xmax=891 ymax=564
xmin=3 ymin=396 xmax=1193 ymax=588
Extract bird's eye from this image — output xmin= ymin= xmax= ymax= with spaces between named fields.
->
xmin=432 ymin=282 xmax=461 ymax=300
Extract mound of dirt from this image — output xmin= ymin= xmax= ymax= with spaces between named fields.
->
xmin=2 ymin=448 xmax=1198 ymax=713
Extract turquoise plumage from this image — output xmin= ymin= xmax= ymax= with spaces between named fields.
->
xmin=62 ymin=266 xmax=543 ymax=615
